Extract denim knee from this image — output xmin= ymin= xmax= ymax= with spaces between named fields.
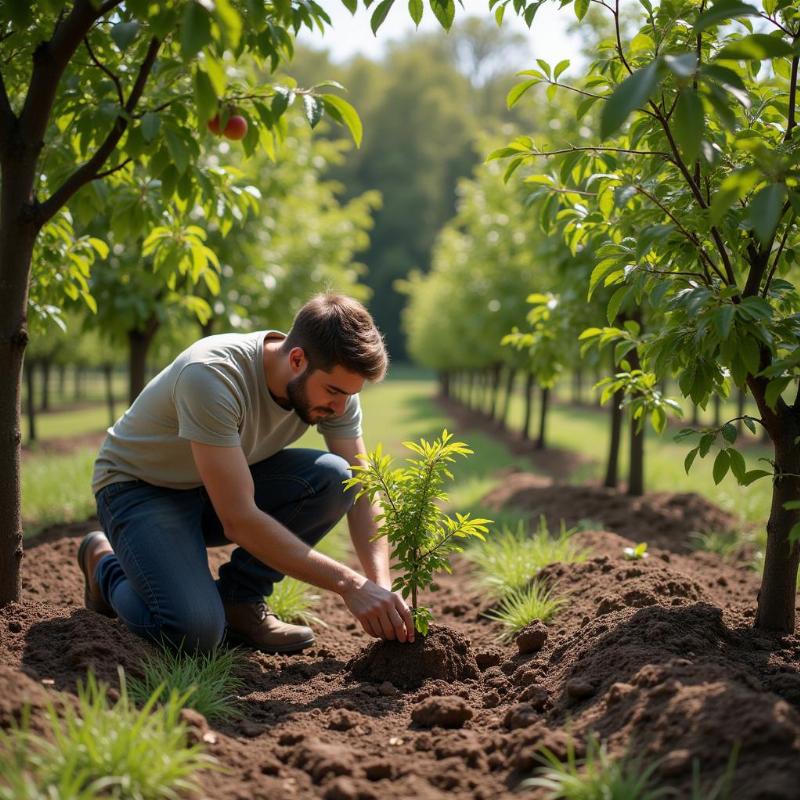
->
xmin=160 ymin=599 xmax=226 ymax=653
xmin=316 ymin=452 xmax=356 ymax=518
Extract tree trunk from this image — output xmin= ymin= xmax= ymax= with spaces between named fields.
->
xmin=58 ymin=363 xmax=66 ymax=403
xmin=0 ymin=212 xmax=37 ymax=605
xmin=500 ymin=367 xmax=516 ymax=430
xmin=201 ymin=317 xmax=214 ymax=338
xmin=25 ymin=361 xmax=36 ymax=444
xmin=39 ymin=358 xmax=51 ymax=412
xmin=128 ymin=319 xmax=159 ymax=405
xmin=691 ymin=402 xmax=699 ymax=426
xmin=536 ymin=386 xmax=550 ymax=450
xmin=489 ymin=363 xmax=502 ymax=421
xmin=522 ymin=371 xmax=535 ymax=441
xmin=748 ymin=378 xmax=800 ymax=633
xmin=572 ymin=370 xmax=583 ymax=404
xmin=103 ymin=363 xmax=116 ymax=428
xmin=604 ymin=387 xmax=623 ymax=489
xmin=713 ymin=393 xmax=721 ymax=427
xmin=627 ymin=348 xmax=645 ymax=496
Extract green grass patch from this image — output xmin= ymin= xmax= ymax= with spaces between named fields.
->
xmin=27 ymin=404 xmax=112 ymax=442
xmin=268 ymin=578 xmax=324 ymax=627
xmin=499 ymin=393 xmax=773 ymax=526
xmin=465 ymin=517 xmax=589 ymax=600
xmin=485 ymin=581 xmax=565 ymax=640
xmin=129 ymin=645 xmax=246 ymax=724
xmin=521 ymin=735 xmax=669 ymax=799
xmin=0 ymin=669 xmax=217 ymax=799
xmin=22 ymin=447 xmax=97 ymax=535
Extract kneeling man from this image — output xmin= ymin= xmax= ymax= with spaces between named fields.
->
xmin=78 ymin=293 xmax=413 ymax=653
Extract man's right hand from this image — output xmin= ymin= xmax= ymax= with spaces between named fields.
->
xmin=340 ymin=577 xmax=415 ymax=643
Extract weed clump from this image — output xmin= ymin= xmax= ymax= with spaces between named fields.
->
xmin=0 ymin=668 xmax=217 ymax=799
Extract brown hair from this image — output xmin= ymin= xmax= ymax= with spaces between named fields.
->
xmin=282 ymin=293 xmax=388 ymax=381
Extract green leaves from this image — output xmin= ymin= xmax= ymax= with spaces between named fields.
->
xmin=111 ymin=21 xmax=140 ymax=51
xmin=409 ymin=0 xmax=423 ymax=26
xmin=180 ymin=2 xmax=213 ymax=61
xmin=673 ymin=89 xmax=704 ymax=163
xmin=321 ymin=94 xmax=363 ymax=147
xmin=430 ymin=0 xmax=456 ymax=30
xmin=370 ymin=0 xmax=395 ymax=34
xmin=601 ymin=60 xmax=661 ymax=139
xmin=717 ymin=33 xmax=795 ymax=61
xmin=302 ymin=95 xmax=324 ymax=129
xmin=748 ymin=184 xmax=787 ymax=246
xmin=695 ymin=0 xmax=760 ymax=31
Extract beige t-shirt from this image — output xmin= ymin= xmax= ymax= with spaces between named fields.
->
xmin=91 ymin=330 xmax=362 ymax=493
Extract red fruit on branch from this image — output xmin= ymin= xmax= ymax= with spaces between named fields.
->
xmin=223 ymin=115 xmax=248 ymax=140
xmin=207 ymin=115 xmax=222 ymax=135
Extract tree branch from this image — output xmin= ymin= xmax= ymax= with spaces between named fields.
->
xmin=84 ymin=36 xmax=124 ymax=108
xmin=613 ymin=0 xmax=633 ymax=75
xmin=761 ymin=215 xmax=794 ymax=298
xmin=94 ymin=156 xmax=132 ymax=180
xmin=0 ymin=66 xmax=15 ymax=150
xmin=632 ymin=184 xmax=721 ymax=282
xmin=785 ymin=54 xmax=798 ymax=142
xmin=19 ymin=0 xmax=121 ymax=146
xmin=37 ymin=36 xmax=160 ymax=225
xmin=535 ymin=145 xmax=673 ymax=159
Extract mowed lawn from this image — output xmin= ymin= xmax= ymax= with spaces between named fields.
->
xmin=21 ymin=367 xmax=773 ymax=535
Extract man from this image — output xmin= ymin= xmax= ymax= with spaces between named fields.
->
xmin=77 ymin=293 xmax=414 ymax=653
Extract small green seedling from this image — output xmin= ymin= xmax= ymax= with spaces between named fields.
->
xmin=623 ymin=542 xmax=649 ymax=561
xmin=343 ymin=429 xmax=491 ymax=635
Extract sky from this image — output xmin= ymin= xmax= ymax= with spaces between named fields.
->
xmin=297 ymin=0 xmax=581 ymax=67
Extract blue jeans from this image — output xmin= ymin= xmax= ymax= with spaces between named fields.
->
xmin=94 ymin=448 xmax=355 ymax=651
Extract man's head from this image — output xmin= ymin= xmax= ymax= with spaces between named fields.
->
xmin=280 ymin=293 xmax=388 ymax=424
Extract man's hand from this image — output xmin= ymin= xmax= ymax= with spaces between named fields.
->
xmin=340 ymin=577 xmax=415 ymax=643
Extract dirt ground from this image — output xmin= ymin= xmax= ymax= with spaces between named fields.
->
xmin=3 ymin=480 xmax=800 ymax=800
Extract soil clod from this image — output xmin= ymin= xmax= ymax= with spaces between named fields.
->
xmin=515 ymin=621 xmax=548 ymax=654
xmin=347 ymin=625 xmax=479 ymax=689
xmin=411 ymin=695 xmax=474 ymax=728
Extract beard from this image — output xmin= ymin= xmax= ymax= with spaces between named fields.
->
xmin=285 ymin=370 xmax=333 ymax=425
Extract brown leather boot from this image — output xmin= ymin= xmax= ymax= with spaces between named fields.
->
xmin=77 ymin=531 xmax=116 ymax=618
xmin=223 ymin=599 xmax=315 ymax=654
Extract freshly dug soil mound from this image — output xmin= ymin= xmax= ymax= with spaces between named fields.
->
xmin=482 ymin=476 xmax=739 ymax=552
xmin=5 ymin=500 xmax=800 ymax=799
xmin=347 ymin=625 xmax=480 ymax=689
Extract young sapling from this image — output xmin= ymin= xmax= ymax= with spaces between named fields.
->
xmin=343 ymin=429 xmax=491 ymax=634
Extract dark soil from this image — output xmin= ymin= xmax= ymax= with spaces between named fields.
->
xmin=347 ymin=625 xmax=480 ymax=689
xmin=3 ymin=495 xmax=800 ymax=798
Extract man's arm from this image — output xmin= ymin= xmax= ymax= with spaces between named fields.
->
xmin=325 ymin=435 xmax=391 ymax=590
xmin=190 ymin=440 xmax=413 ymax=642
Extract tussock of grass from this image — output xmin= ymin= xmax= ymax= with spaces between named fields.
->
xmin=689 ymin=530 xmax=744 ymax=560
xmin=129 ymin=644 xmax=245 ymax=723
xmin=465 ymin=517 xmax=588 ymax=600
xmin=0 ymin=669 xmax=217 ymax=800
xmin=521 ymin=736 xmax=669 ymax=800
xmin=268 ymin=577 xmax=324 ymax=627
xmin=485 ymin=581 xmax=565 ymax=640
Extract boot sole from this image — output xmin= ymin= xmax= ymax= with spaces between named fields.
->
xmin=225 ymin=629 xmax=315 ymax=654
xmin=77 ymin=532 xmax=116 ymax=618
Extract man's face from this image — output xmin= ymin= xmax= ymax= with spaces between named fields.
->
xmin=286 ymin=362 xmax=365 ymax=425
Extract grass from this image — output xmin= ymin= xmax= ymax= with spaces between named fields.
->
xmin=268 ymin=577 xmax=325 ymax=626
xmin=520 ymin=736 xmax=670 ymax=800
xmin=492 ymin=387 xmax=774 ymax=527
xmin=22 ymin=447 xmax=98 ymax=534
xmin=27 ymin=404 xmax=113 ymax=442
xmin=128 ymin=645 xmax=246 ymax=724
xmin=465 ymin=516 xmax=589 ymax=600
xmin=485 ymin=581 xmax=565 ymax=640
xmin=0 ymin=669 xmax=217 ymax=799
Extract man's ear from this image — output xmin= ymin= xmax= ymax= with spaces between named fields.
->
xmin=288 ymin=346 xmax=307 ymax=374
